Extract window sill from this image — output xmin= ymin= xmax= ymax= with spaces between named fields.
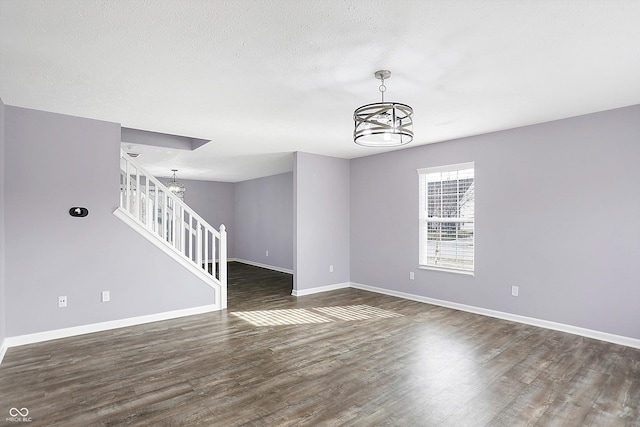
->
xmin=418 ymin=265 xmax=474 ymax=277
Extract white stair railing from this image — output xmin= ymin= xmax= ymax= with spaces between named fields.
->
xmin=115 ymin=151 xmax=227 ymax=309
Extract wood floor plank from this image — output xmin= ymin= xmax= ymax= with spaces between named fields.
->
xmin=1 ymin=262 xmax=639 ymax=426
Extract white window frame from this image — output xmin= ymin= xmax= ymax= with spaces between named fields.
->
xmin=418 ymin=162 xmax=475 ymax=275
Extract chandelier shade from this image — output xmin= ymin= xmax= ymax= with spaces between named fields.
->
xmin=353 ymin=70 xmax=413 ymax=147
xmin=354 ymin=102 xmax=413 ymax=147
xmin=166 ymin=169 xmax=186 ymax=200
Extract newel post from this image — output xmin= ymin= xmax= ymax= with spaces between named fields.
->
xmin=219 ymin=224 xmax=227 ymax=310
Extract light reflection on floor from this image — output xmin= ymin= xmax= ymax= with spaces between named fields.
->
xmin=231 ymin=304 xmax=403 ymax=327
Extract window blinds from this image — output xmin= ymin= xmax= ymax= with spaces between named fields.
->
xmin=418 ymin=163 xmax=474 ymax=272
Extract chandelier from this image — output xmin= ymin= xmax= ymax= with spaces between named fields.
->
xmin=166 ymin=169 xmax=186 ymax=200
xmin=354 ymin=70 xmax=413 ymax=147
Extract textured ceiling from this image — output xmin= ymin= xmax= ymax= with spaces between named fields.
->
xmin=1 ymin=0 xmax=640 ymax=182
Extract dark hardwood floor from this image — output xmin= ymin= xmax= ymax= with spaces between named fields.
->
xmin=1 ymin=262 xmax=639 ymax=426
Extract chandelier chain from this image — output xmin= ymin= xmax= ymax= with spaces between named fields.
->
xmin=379 ymin=77 xmax=386 ymax=103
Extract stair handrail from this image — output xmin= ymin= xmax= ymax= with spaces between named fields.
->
xmin=117 ymin=150 xmax=227 ymax=308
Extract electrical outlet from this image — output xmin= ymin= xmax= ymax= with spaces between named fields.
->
xmin=329 ymin=265 xmax=334 ymax=273
xmin=410 ymin=272 xmax=415 ymax=280
xmin=266 ymin=250 xmax=269 ymax=257
xmin=511 ymin=286 xmax=519 ymax=297
xmin=58 ymin=296 xmax=67 ymax=308
xmin=102 ymin=291 xmax=110 ymax=302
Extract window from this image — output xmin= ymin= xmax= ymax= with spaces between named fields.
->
xmin=418 ymin=163 xmax=474 ymax=274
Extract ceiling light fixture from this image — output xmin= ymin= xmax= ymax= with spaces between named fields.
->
xmin=354 ymin=70 xmax=413 ymax=147
xmin=166 ymin=169 xmax=186 ymax=200
xmin=125 ymin=144 xmax=141 ymax=158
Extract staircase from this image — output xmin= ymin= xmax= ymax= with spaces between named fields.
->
xmin=114 ymin=151 xmax=227 ymax=309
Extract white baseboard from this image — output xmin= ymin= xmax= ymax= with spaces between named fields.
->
xmin=231 ymin=258 xmax=294 ymax=275
xmin=4 ymin=304 xmax=219 ymax=349
xmin=0 ymin=339 xmax=7 ymax=365
xmin=292 ymin=282 xmax=351 ymax=297
xmin=350 ymin=282 xmax=640 ymax=350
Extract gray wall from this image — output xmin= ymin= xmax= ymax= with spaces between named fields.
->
xmin=4 ymin=106 xmax=216 ymax=336
xmin=0 ymin=99 xmax=6 ymax=347
xmin=3 ymin=102 xmax=637 ymax=343
xmin=156 ymin=177 xmax=237 ymax=259
xmin=294 ymin=152 xmax=350 ymax=290
xmin=234 ymin=172 xmax=293 ymax=270
xmin=184 ymin=178 xmax=236 ymax=259
xmin=155 ymin=171 xmax=294 ymax=271
xmin=350 ymin=105 xmax=640 ymax=340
